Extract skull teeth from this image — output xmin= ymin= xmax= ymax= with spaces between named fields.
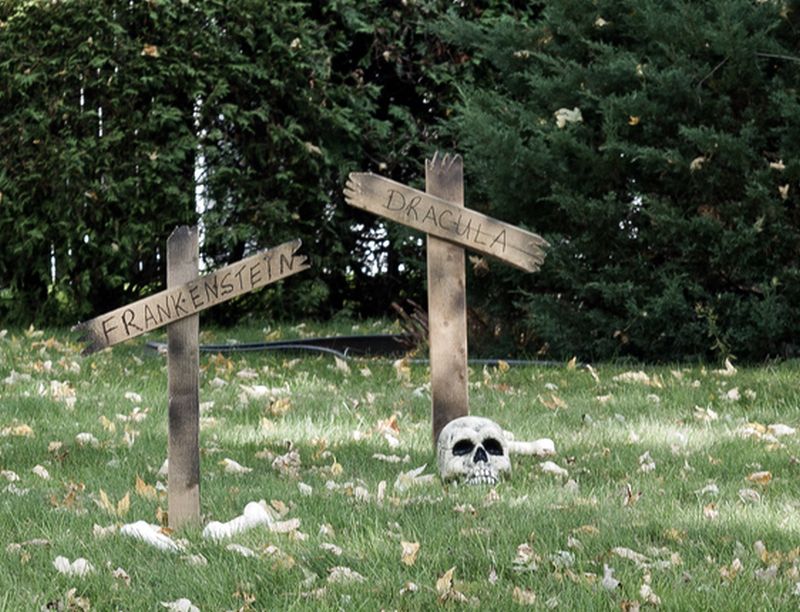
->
xmin=464 ymin=467 xmax=499 ymax=486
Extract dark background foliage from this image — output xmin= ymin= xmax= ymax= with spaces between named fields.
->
xmin=437 ymin=0 xmax=800 ymax=361
xmin=1 ymin=0 xmax=798 ymax=362
xmin=0 ymin=0 xmax=469 ymax=324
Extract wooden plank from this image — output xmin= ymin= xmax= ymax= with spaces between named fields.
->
xmin=166 ymin=226 xmax=200 ymax=529
xmin=345 ymin=172 xmax=548 ymax=273
xmin=426 ymin=153 xmax=469 ymax=444
xmin=73 ymin=239 xmax=310 ymax=354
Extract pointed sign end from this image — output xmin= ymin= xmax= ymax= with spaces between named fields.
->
xmin=426 ymin=151 xmax=462 ymax=174
xmin=71 ymin=322 xmax=104 ymax=356
xmin=168 ymin=225 xmax=197 ymax=242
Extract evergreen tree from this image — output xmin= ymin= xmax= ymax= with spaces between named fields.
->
xmin=439 ymin=0 xmax=800 ymax=361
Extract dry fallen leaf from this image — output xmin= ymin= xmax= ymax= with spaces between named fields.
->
xmin=612 ymin=547 xmax=650 ymax=568
xmin=394 ymin=465 xmax=434 ymax=492
xmin=703 ymin=503 xmax=719 ymax=520
xmin=272 ymin=448 xmax=301 ymax=478
xmin=32 ymin=465 xmax=50 ymax=480
xmin=393 ymin=358 xmax=411 ymax=383
xmin=75 ymin=432 xmax=99 ymax=447
xmin=319 ymin=543 xmax=343 ymax=556
xmin=638 ymin=451 xmax=656 ymax=473
xmin=401 ymin=541 xmax=420 ymax=566
xmin=93 ymin=524 xmax=116 ymax=538
xmin=124 ymin=391 xmax=143 ymax=404
xmin=141 ymin=44 xmax=160 ymax=58
xmin=435 ymin=566 xmax=469 ymax=603
xmin=690 ymin=156 xmax=707 ymax=172
xmin=720 ymin=558 xmax=743 ymax=582
xmin=538 ymin=393 xmax=567 ymax=410
xmin=738 ymin=488 xmax=761 ymax=503
xmin=712 ymin=358 xmax=737 ymax=377
xmin=96 ymin=489 xmax=130 ymax=517
xmin=724 ymin=387 xmax=741 ymax=401
xmin=601 ymin=564 xmax=620 ymax=590
xmin=693 ymin=406 xmax=719 ymax=422
xmin=639 ymin=573 xmax=661 ymax=606
xmin=1 ymin=423 xmax=34 ymax=437
xmin=269 ymin=397 xmax=292 ymax=417
xmin=113 ymin=566 xmax=131 ymax=587
xmin=436 ymin=567 xmax=456 ymax=595
xmin=135 ymin=475 xmax=157 ymax=500
xmin=60 ymin=588 xmax=91 ymax=611
xmin=220 ymin=458 xmax=253 ymax=474
xmin=513 ymin=543 xmax=540 ymax=572
xmin=512 ymin=586 xmax=536 ymax=605
xmin=117 ymin=492 xmax=131 ymax=517
xmin=298 ymin=482 xmax=313 ymax=496
xmin=327 ymin=566 xmax=365 ymax=584
xmin=334 ymin=356 xmax=351 ymax=375
xmin=554 ymin=107 xmax=583 ymax=128
xmin=747 ymin=471 xmax=772 ymax=485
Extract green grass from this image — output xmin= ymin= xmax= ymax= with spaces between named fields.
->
xmin=1 ymin=322 xmax=800 ymax=610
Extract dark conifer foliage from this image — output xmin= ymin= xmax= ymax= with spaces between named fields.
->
xmin=438 ymin=0 xmax=800 ymax=361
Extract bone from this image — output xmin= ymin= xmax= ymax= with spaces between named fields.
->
xmin=202 ymin=501 xmax=274 ymax=541
xmin=120 ymin=520 xmax=183 ymax=552
xmin=508 ymin=438 xmax=556 ymax=456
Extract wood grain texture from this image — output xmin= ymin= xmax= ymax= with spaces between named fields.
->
xmin=345 ymin=172 xmax=548 ymax=272
xmin=73 ymin=239 xmax=310 ymax=354
xmin=425 ymin=153 xmax=469 ymax=444
xmin=166 ymin=226 xmax=201 ymax=530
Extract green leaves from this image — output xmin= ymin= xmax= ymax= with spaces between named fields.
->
xmin=440 ymin=0 xmax=800 ymax=361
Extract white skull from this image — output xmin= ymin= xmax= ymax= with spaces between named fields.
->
xmin=437 ymin=416 xmax=511 ymax=485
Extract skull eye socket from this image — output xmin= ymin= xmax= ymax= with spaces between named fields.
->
xmin=483 ymin=438 xmax=504 ymax=455
xmin=452 ymin=440 xmax=475 ymax=456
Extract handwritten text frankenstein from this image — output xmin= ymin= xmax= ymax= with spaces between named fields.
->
xmin=74 ymin=239 xmax=309 ymax=354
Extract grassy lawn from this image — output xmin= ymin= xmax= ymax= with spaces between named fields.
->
xmin=1 ymin=321 xmax=800 ymax=610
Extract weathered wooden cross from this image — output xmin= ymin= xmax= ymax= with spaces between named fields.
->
xmin=344 ymin=153 xmax=549 ymax=443
xmin=73 ymin=227 xmax=310 ymax=528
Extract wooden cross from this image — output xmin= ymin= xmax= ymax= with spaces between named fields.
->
xmin=344 ymin=153 xmax=548 ymax=443
xmin=73 ymin=227 xmax=310 ymax=528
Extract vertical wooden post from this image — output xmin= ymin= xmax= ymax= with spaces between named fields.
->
xmin=166 ymin=226 xmax=201 ymax=529
xmin=426 ymin=153 xmax=469 ymax=444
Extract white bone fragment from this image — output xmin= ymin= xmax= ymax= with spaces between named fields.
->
xmin=120 ymin=520 xmax=182 ymax=552
xmin=540 ymin=461 xmax=568 ymax=477
xmin=160 ymin=599 xmax=200 ymax=612
xmin=226 ymin=543 xmax=256 ymax=557
xmin=767 ymin=423 xmax=796 ymax=437
xmin=220 ymin=457 xmax=252 ymax=474
xmin=202 ymin=501 xmax=275 ymax=540
xmin=508 ymin=438 xmax=555 ymax=456
xmin=53 ymin=555 xmax=95 ymax=576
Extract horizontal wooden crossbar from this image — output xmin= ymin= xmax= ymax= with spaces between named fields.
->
xmin=345 ymin=172 xmax=548 ymax=273
xmin=73 ymin=239 xmax=310 ymax=354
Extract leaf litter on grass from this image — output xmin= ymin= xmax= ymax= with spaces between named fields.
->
xmin=3 ymin=329 xmax=800 ymax=609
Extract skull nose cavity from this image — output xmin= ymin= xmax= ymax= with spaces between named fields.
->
xmin=473 ymin=446 xmax=488 ymax=463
